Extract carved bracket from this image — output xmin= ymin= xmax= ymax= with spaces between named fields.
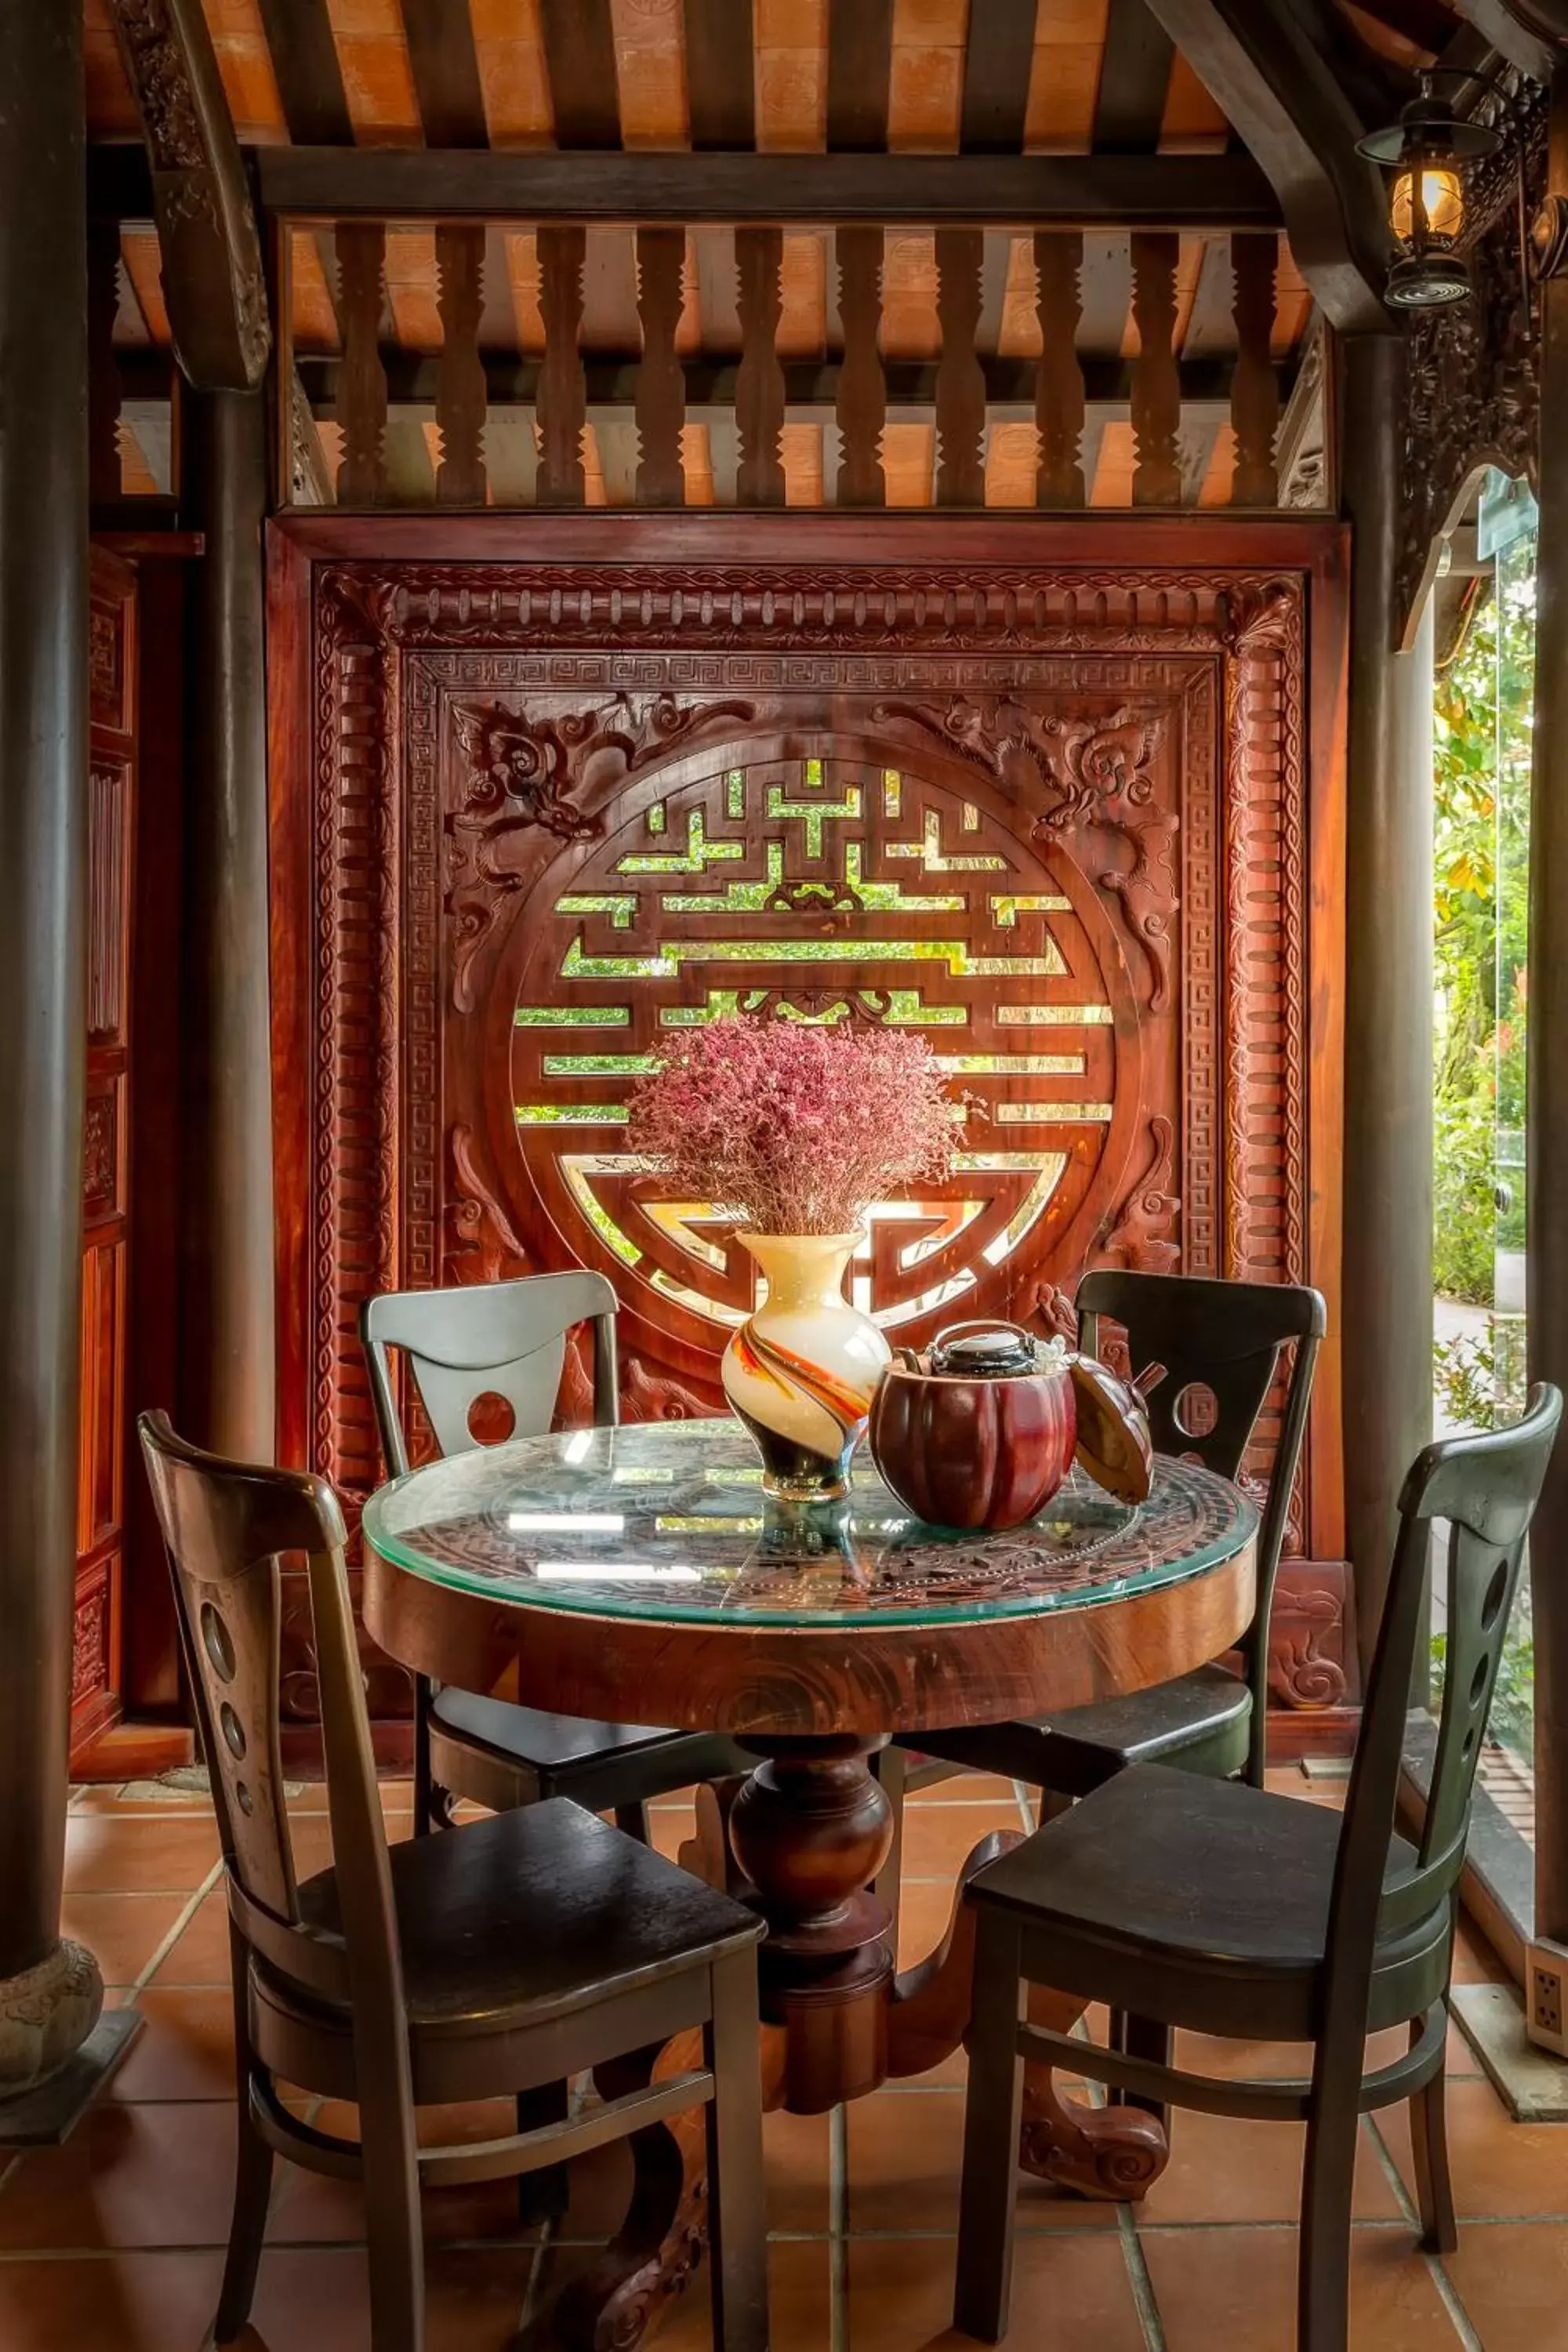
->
xmin=109 ymin=0 xmax=270 ymax=391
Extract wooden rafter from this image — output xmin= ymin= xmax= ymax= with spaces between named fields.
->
xmin=252 ymin=147 xmax=1284 ymax=229
xmin=398 ymin=0 xmax=489 ymax=149
xmin=107 ymin=0 xmax=270 ymax=390
xmin=959 ymin=0 xmax=1038 ymax=155
xmin=826 ymin=0 xmax=895 ymax=152
xmin=1095 ymin=0 xmax=1178 ymax=152
xmin=1141 ymin=0 xmax=1394 ymax=334
xmin=684 ymin=0 xmax=755 ymax=152
xmin=254 ymin=0 xmax=353 ymax=144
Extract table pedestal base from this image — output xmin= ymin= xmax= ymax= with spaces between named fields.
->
xmin=554 ymin=1745 xmax=1167 ymax=2347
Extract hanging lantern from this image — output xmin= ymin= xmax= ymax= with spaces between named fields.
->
xmin=1356 ymin=70 xmax=1501 ymax=310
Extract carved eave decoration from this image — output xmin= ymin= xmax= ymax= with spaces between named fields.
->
xmin=1396 ymin=71 xmax=1548 ymax=648
xmin=109 ymin=0 xmax=270 ymax=392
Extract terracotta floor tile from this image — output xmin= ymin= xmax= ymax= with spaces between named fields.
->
xmin=1452 ymin=1918 xmax=1510 ymax=1984
xmin=847 ymin=2089 xmax=1117 ymax=2234
xmin=764 ymin=2103 xmax=831 ymax=2234
xmin=1172 ymin=2025 xmax=1426 ymax=2082
xmin=1138 ymin=2223 xmax=1462 ymax=2351
xmin=238 ymin=2242 xmax=532 ymax=2352
xmin=147 ymin=1887 xmax=235 ymax=1987
xmin=58 ymin=1890 xmax=199 ymax=1989
xmin=0 ymin=2250 xmax=224 ymax=2352
xmin=109 ymin=1988 xmax=238 ymax=2103
xmin=1138 ymin=2107 xmax=1402 ymax=2224
xmin=1375 ymin=2074 xmax=1568 ymax=2218
xmin=904 ymin=1771 xmax=1019 ymax=1805
xmin=64 ymin=1813 xmax=221 ymax=1893
xmin=0 ymin=2100 xmax=241 ymax=2250
xmin=71 ymin=1782 xmax=209 ymax=1812
xmin=846 ymin=2229 xmax=1146 ymax=2352
xmin=898 ymin=1803 xmax=1023 ymax=1882
xmin=1443 ymin=2218 xmax=1568 ymax=2346
xmin=268 ymin=2099 xmax=546 ymax=2249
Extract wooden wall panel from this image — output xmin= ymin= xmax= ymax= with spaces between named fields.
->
xmin=269 ymin=513 xmax=1349 ymax=1741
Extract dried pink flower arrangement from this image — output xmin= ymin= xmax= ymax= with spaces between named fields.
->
xmin=626 ymin=1016 xmax=964 ymax=1236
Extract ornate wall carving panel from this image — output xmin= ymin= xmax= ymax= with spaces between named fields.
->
xmin=277 ymin=543 xmax=1339 ymax=1725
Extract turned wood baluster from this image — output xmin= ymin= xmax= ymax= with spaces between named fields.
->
xmin=935 ymin=228 xmax=986 ymax=507
xmin=537 ymin=223 xmax=586 ymax=506
xmin=634 ymin=225 xmax=687 ymax=509
xmin=1034 ymin=230 xmax=1085 ymax=508
xmin=434 ymin=223 xmax=487 ymax=506
xmin=1230 ymin=230 xmax=1280 ymax=508
xmin=335 ymin=220 xmax=388 ymax=506
xmin=1130 ymin=230 xmax=1181 ymax=508
xmin=735 ymin=225 xmax=786 ymax=506
xmin=836 ymin=224 xmax=886 ymax=508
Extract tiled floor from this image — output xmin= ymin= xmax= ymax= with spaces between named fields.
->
xmin=2 ymin=1768 xmax=1559 ymax=2349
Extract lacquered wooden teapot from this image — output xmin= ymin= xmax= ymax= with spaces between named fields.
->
xmin=867 ymin=1319 xmax=1161 ymax=1532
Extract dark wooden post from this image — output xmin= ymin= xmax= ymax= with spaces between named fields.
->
xmin=1338 ymin=332 xmax=1435 ymax=1664
xmin=1529 ymin=70 xmax=1568 ymax=1949
xmin=0 ymin=0 xmax=112 ymax=2123
xmin=180 ymin=390 xmax=276 ymax=1460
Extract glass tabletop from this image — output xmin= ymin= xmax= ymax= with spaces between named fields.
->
xmin=361 ymin=1417 xmax=1256 ymax=1632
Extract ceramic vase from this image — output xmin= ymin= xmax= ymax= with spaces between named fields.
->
xmin=721 ymin=1231 xmax=891 ymax=1500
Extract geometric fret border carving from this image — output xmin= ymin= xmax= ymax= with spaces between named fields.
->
xmin=273 ymin=521 xmax=1345 ymax=1726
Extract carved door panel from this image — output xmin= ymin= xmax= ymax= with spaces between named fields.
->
xmin=274 ymin=526 xmax=1346 ymax=1737
xmin=75 ymin=547 xmax=137 ymax=1751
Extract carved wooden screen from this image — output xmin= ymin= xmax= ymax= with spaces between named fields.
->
xmin=270 ymin=515 xmax=1350 ymax=1737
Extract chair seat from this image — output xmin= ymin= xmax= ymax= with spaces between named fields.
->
xmin=967 ymin=1763 xmax=1448 ymax=2042
xmin=916 ymin=1664 xmax=1249 ymax=1795
xmin=287 ymin=1797 xmax=761 ymax=2034
xmin=430 ymin=1686 xmax=752 ymax=1799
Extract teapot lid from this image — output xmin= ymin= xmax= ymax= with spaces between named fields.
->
xmin=929 ymin=1321 xmax=1040 ymax=1379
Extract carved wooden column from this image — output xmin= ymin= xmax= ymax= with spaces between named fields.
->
xmin=1339 ymin=332 xmax=1435 ymax=1663
xmin=0 ymin=0 xmax=117 ymax=2134
xmin=1529 ymin=69 xmax=1568 ymax=1948
xmin=180 ymin=390 xmax=275 ymax=1460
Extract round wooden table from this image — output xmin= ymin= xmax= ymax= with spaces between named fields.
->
xmin=362 ymin=1418 xmax=1255 ymax=2347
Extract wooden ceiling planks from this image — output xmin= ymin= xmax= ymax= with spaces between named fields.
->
xmin=537 ymin=0 xmax=621 ymax=149
xmin=1024 ymin=0 xmax=1110 ymax=152
xmin=85 ymin=0 xmax=140 ymax=138
xmin=1158 ymin=49 xmax=1229 ymax=151
xmin=611 ymin=0 xmax=688 ymax=148
xmin=826 ymin=0 xmax=895 ymax=150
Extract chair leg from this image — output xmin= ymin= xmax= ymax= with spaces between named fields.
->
xmin=412 ymin=1675 xmax=435 ymax=1837
xmin=873 ymin=1745 xmax=908 ymax=1947
xmin=1298 ymin=2054 xmax=1363 ymax=2352
xmin=615 ymin=1799 xmax=652 ymax=1843
xmin=360 ymin=2089 xmax=425 ymax=2352
xmin=1407 ymin=2013 xmax=1457 ymax=2255
xmin=1121 ymin=2014 xmax=1172 ymax=2129
xmin=515 ymin=2080 xmax=571 ymax=2227
xmin=705 ymin=1947 xmax=768 ymax=2352
xmin=213 ymin=2071 xmax=274 ymax=2343
xmin=953 ymin=1915 xmax=1025 ymax=2345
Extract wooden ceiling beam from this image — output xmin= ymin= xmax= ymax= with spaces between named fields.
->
xmin=538 ymin=0 xmax=621 ymax=151
xmin=253 ymin=147 xmax=1284 ymax=229
xmin=1138 ymin=0 xmax=1393 ymax=333
xmin=959 ymin=0 xmax=1036 ymax=154
xmin=826 ymin=0 xmax=894 ymax=151
xmin=254 ymin=0 xmax=354 ymax=144
xmin=684 ymin=0 xmax=755 ymax=152
xmin=107 ymin=0 xmax=270 ymax=390
xmin=398 ymin=0 xmax=489 ymax=148
xmin=1094 ymin=0 xmax=1177 ymax=152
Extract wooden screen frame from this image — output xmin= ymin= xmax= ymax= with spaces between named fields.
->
xmin=267 ymin=510 xmax=1350 ymax=1730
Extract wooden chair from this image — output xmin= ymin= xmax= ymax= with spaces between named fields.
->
xmin=952 ymin=1381 xmax=1563 ymax=2352
xmin=361 ymin=1272 xmax=752 ymax=1838
xmin=139 ymin=1410 xmax=769 ymax=2352
xmin=877 ymin=1271 xmax=1324 ymax=1925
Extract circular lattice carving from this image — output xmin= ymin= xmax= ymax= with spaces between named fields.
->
xmin=504 ymin=739 xmax=1139 ymax=1368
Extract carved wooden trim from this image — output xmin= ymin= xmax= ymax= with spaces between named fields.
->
xmin=284 ymin=542 xmax=1334 ymax=1723
xmin=107 ymin=0 xmax=270 ymax=391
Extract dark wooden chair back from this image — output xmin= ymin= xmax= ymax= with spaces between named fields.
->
xmin=1327 ymin=1382 xmax=1562 ymax=2013
xmin=361 ymin=1271 xmax=619 ymax=1475
xmin=1076 ymin=1269 xmax=1326 ymax=1780
xmin=137 ymin=1411 xmax=405 ymax=2029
